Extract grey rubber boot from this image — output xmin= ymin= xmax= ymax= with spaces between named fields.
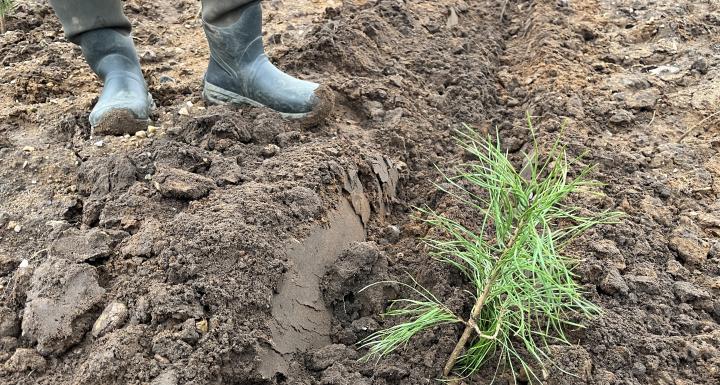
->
xmin=202 ymin=1 xmax=320 ymax=117
xmin=79 ymin=28 xmax=152 ymax=135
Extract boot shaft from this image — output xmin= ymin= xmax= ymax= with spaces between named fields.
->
xmin=203 ymin=0 xmax=265 ymax=73
xmin=78 ymin=28 xmax=144 ymax=83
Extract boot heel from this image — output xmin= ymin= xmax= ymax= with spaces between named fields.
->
xmin=202 ymin=81 xmax=262 ymax=108
xmin=203 ymin=81 xmax=313 ymax=119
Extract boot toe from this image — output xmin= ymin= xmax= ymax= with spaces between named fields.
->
xmin=89 ymin=92 xmax=152 ymax=135
xmin=271 ymin=80 xmax=320 ymax=115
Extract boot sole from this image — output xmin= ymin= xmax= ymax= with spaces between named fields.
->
xmin=202 ymin=82 xmax=312 ymax=119
xmin=91 ymin=92 xmax=154 ymax=136
xmin=92 ymin=109 xmax=149 ymax=137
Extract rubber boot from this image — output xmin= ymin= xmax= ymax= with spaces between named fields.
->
xmin=202 ymin=1 xmax=320 ymax=117
xmin=79 ymin=28 xmax=152 ymax=135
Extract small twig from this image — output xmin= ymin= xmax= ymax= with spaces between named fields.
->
xmin=646 ymin=110 xmax=656 ymax=130
xmin=469 ymin=313 xmax=502 ymax=340
xmin=500 ymin=0 xmax=510 ymax=21
xmin=678 ymin=110 xmax=720 ymax=142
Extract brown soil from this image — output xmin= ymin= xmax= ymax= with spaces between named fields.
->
xmin=1 ymin=0 xmax=719 ymax=384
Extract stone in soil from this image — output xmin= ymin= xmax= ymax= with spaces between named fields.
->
xmin=91 ymin=301 xmax=128 ymax=338
xmin=151 ymin=369 xmax=178 ymax=385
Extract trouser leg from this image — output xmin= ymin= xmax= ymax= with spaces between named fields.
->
xmin=201 ymin=0 xmax=258 ymax=25
xmin=49 ymin=0 xmax=131 ymax=43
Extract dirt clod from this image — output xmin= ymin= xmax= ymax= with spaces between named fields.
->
xmin=153 ymin=166 xmax=216 ymax=200
xmin=599 ymin=267 xmax=629 ymax=296
xmin=49 ymin=228 xmax=113 ymax=262
xmin=307 ymin=344 xmax=358 ymax=371
xmin=21 ymin=258 xmax=105 ymax=356
xmin=625 ymin=88 xmax=661 ymax=110
xmin=3 ymin=348 xmax=47 ymax=373
xmin=0 ymin=307 xmax=19 ymax=338
xmin=674 ymin=281 xmax=711 ymax=303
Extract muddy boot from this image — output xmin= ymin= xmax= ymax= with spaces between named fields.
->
xmin=79 ymin=28 xmax=152 ymax=135
xmin=202 ymin=1 xmax=328 ymax=118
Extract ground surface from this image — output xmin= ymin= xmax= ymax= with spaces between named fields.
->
xmin=1 ymin=0 xmax=719 ymax=384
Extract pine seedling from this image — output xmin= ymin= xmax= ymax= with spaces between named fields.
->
xmin=360 ymin=120 xmax=621 ymax=383
xmin=0 ymin=0 xmax=14 ymax=34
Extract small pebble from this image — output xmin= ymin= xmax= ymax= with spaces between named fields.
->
xmin=141 ymin=50 xmax=157 ymax=62
xmin=147 ymin=125 xmax=158 ymax=134
xmin=196 ymin=319 xmax=208 ymax=334
xmin=178 ymin=107 xmax=189 ymax=116
xmin=261 ymin=144 xmax=279 ymax=158
xmin=386 ymin=225 xmax=401 ymax=241
xmin=22 ymin=146 xmax=34 ymax=152
xmin=691 ymin=58 xmax=709 ymax=75
xmin=19 ymin=259 xmax=29 ymax=268
xmin=135 ymin=131 xmax=147 ymax=139
xmin=93 ymin=140 xmax=104 ymax=147
xmin=92 ymin=302 xmax=128 ymax=338
xmin=154 ymin=354 xmax=170 ymax=364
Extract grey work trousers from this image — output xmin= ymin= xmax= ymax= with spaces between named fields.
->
xmin=49 ymin=0 xmax=257 ymax=43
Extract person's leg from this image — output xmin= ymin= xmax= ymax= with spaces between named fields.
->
xmin=49 ymin=0 xmax=130 ymax=43
xmin=200 ymin=0 xmax=326 ymax=117
xmin=201 ymin=0 xmax=257 ymax=26
xmin=49 ymin=0 xmax=151 ymax=135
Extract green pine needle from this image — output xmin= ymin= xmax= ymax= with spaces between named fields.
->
xmin=0 ymin=0 xmax=13 ymax=17
xmin=0 ymin=0 xmax=15 ymax=33
xmin=358 ymin=279 xmax=462 ymax=360
xmin=359 ymin=119 xmax=622 ymax=383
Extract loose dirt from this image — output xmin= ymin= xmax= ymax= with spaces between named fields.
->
xmin=1 ymin=0 xmax=719 ymax=384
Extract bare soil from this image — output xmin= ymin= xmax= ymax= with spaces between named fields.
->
xmin=1 ymin=0 xmax=719 ymax=384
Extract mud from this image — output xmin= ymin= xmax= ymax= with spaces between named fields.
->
xmin=261 ymin=197 xmax=365 ymax=379
xmin=1 ymin=0 xmax=719 ymax=384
